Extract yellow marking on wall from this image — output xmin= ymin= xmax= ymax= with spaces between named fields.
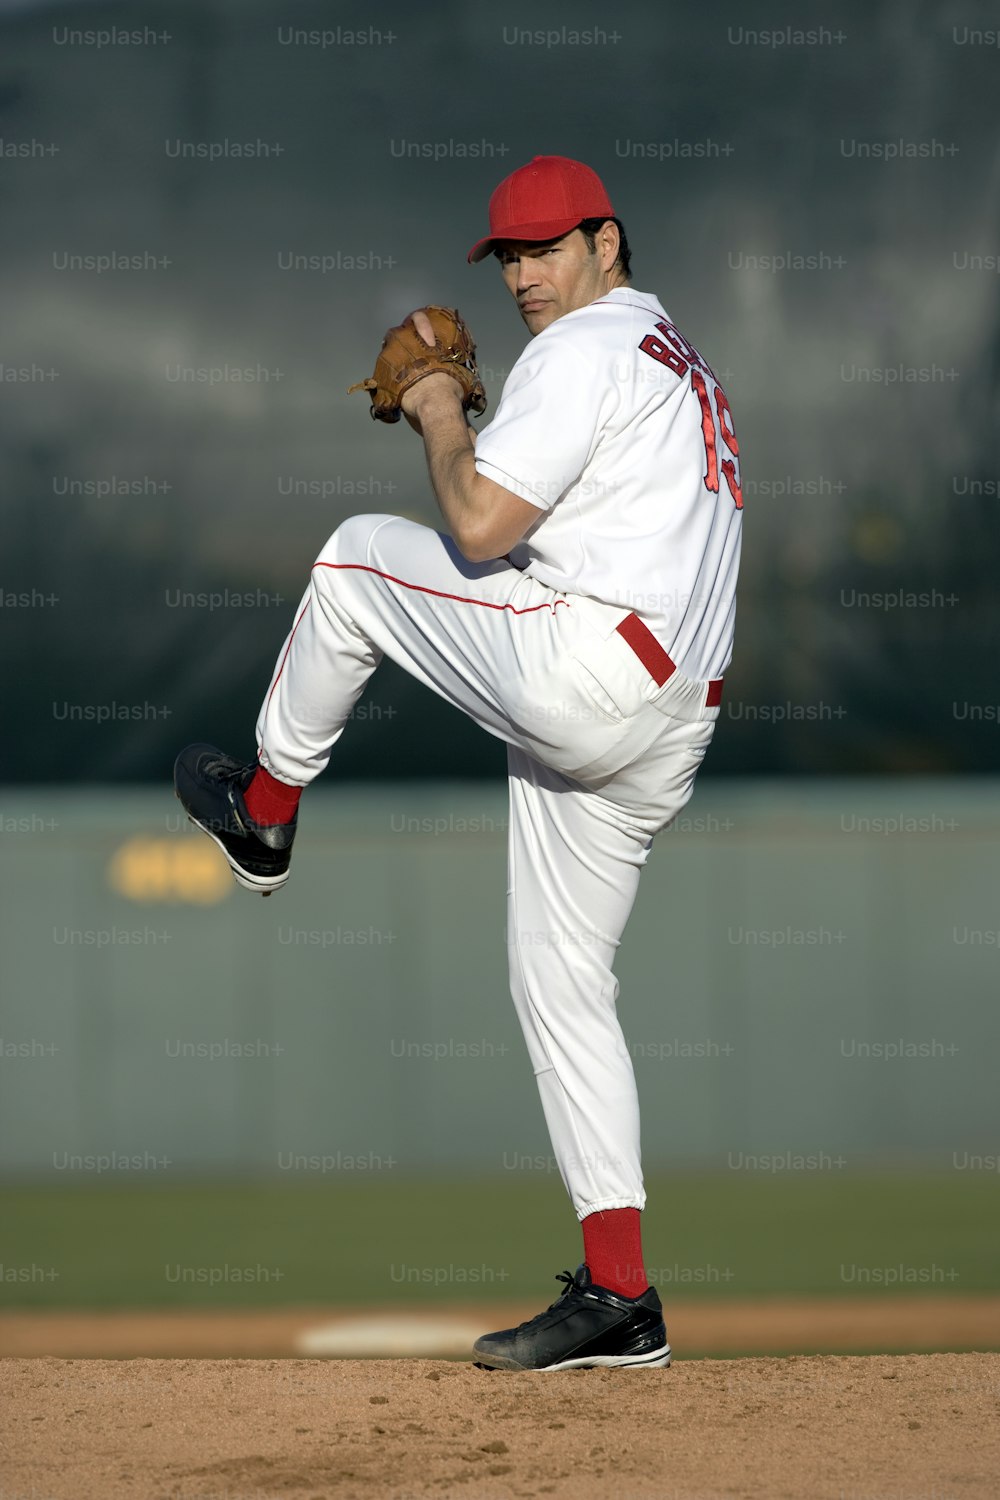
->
xmin=107 ymin=837 xmax=231 ymax=904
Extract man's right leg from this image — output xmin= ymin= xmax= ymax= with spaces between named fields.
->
xmin=175 ymin=511 xmax=578 ymax=893
xmin=253 ymin=511 xmax=567 ymax=784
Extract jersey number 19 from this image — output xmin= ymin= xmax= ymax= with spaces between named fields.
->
xmin=638 ymin=321 xmax=743 ymax=510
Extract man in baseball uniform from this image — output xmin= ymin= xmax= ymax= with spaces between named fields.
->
xmin=175 ymin=155 xmax=742 ymax=1372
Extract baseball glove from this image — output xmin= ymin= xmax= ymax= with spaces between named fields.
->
xmin=347 ymin=305 xmax=488 ymax=424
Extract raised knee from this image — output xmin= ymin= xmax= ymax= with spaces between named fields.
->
xmin=318 ymin=512 xmax=397 ymax=569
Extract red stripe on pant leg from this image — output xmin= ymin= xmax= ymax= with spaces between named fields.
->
xmin=261 ymin=595 xmax=313 ymax=731
xmin=260 ymin=561 xmax=565 ymax=757
xmin=311 ymin=561 xmax=571 ymax=616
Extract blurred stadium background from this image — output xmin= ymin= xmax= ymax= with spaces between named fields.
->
xmin=1 ymin=0 xmax=998 ymax=1358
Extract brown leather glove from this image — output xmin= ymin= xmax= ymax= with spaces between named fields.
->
xmin=347 ymin=305 xmax=488 ymax=424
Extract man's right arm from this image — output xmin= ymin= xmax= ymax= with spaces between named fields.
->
xmin=403 ymin=377 xmax=543 ymax=563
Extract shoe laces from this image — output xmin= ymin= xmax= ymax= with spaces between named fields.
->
xmin=510 ymin=1269 xmax=582 ymax=1333
xmin=203 ymin=753 xmax=250 ymax=783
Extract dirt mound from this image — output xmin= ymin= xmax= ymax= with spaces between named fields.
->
xmin=3 ymin=1352 xmax=998 ymax=1498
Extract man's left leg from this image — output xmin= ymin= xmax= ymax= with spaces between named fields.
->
xmin=505 ymin=745 xmax=651 ymax=1246
xmin=471 ymin=744 xmax=673 ymax=1372
xmin=473 ymin=682 xmax=718 ymax=1372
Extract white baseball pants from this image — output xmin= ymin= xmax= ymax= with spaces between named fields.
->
xmin=256 ymin=513 xmax=720 ymax=1220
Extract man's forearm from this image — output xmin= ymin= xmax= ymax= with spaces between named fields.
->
xmin=403 ymin=373 xmax=537 ymax=563
xmin=416 ymin=386 xmax=484 ymax=547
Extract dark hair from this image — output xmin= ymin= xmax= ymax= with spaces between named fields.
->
xmin=577 ymin=216 xmax=632 ymax=281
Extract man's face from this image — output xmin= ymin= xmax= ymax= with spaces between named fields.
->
xmin=496 ymin=228 xmax=611 ymax=335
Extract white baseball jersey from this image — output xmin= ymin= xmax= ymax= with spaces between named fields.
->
xmin=473 ymin=286 xmax=743 ymax=683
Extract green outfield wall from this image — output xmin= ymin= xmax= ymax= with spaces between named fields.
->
xmin=1 ymin=780 xmax=997 ymax=1178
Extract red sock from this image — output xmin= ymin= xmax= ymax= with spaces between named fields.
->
xmin=582 ymin=1207 xmax=648 ymax=1297
xmin=243 ymin=765 xmax=302 ymax=826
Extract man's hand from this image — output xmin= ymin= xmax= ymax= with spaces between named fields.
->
xmin=406 ymin=307 xmax=440 ymax=352
xmin=400 ymin=311 xmax=466 ymax=435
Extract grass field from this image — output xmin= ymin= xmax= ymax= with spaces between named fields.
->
xmin=2 ymin=1172 xmax=997 ymax=1309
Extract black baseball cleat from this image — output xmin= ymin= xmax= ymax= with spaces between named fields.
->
xmin=173 ymin=743 xmax=296 ymax=897
xmin=472 ymin=1263 xmax=671 ymax=1372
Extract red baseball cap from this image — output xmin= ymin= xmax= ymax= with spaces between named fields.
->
xmin=467 ymin=155 xmax=615 ymax=264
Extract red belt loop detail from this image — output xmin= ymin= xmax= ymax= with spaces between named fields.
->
xmin=615 ymin=613 xmax=675 ymax=687
xmin=616 ymin=612 xmax=724 ymax=708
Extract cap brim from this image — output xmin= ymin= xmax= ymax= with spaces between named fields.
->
xmin=466 ymin=216 xmax=588 ymax=265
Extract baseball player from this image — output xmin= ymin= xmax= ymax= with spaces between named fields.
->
xmin=175 ymin=155 xmax=742 ymax=1372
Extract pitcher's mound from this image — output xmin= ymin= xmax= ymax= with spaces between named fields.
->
xmin=2 ymin=1351 xmax=999 ymax=1499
